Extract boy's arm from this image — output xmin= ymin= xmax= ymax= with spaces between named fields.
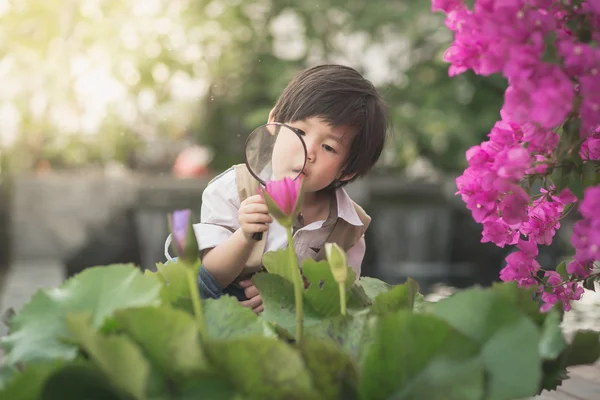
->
xmin=201 ymin=228 xmax=255 ymax=287
xmin=163 ymin=228 xmax=251 ymax=288
xmin=164 ymin=168 xmax=269 ymax=289
xmin=196 ymin=167 xmax=271 ymax=287
xmin=163 ymin=168 xmax=250 ymax=288
xmin=202 ymin=193 xmax=271 ymax=287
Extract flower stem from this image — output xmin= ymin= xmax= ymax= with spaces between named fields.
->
xmin=338 ymin=282 xmax=347 ymax=316
xmin=286 ymin=227 xmax=303 ymax=342
xmin=185 ymin=265 xmax=207 ymax=343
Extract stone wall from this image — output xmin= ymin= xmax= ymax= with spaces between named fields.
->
xmin=12 ymin=172 xmax=137 ymax=259
xmin=7 ymin=170 xmax=562 ymax=292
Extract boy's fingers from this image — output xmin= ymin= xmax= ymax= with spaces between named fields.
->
xmin=242 ymin=203 xmax=270 ymax=215
xmin=240 ymin=295 xmax=262 ymax=309
xmin=243 ymin=195 xmax=266 ymax=205
xmin=244 ymin=284 xmax=260 ymax=299
xmin=245 ymin=223 xmax=269 ymax=233
xmin=238 ymin=279 xmax=253 ymax=288
xmin=241 ymin=212 xmax=272 ymax=224
xmin=253 ymin=305 xmax=264 ymax=314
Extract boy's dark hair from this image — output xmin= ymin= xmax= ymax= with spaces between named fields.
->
xmin=271 ymin=64 xmax=388 ymax=187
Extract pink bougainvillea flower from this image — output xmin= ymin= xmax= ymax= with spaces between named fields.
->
xmin=540 ymin=271 xmax=585 ymax=312
xmin=580 ymin=185 xmax=600 ymax=221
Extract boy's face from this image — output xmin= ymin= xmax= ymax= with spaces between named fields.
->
xmin=271 ymin=125 xmax=307 ymax=181
xmin=277 ymin=116 xmax=355 ymax=193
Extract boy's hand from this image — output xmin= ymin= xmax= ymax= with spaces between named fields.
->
xmin=238 ymin=279 xmax=263 ymax=314
xmin=238 ymin=194 xmax=273 ymax=239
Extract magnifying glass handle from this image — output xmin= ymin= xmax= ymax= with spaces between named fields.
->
xmin=252 ymin=232 xmax=263 ymax=241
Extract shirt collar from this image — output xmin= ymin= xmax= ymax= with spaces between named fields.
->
xmin=322 ymin=187 xmax=363 ymax=227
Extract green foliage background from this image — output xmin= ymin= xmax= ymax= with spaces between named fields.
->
xmin=0 ymin=0 xmax=505 ymax=174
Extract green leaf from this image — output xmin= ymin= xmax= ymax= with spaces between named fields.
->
xmin=252 ymin=273 xmax=298 ymax=334
xmin=582 ymin=161 xmax=600 ymax=188
xmin=538 ymin=309 xmax=567 ymax=360
xmin=145 ymin=259 xmax=201 ymax=303
xmin=0 ymin=361 xmax=65 ymax=400
xmin=1 ymin=264 xmax=163 ymax=365
xmin=252 ymin=273 xmax=320 ymax=335
xmin=567 ymin=170 xmax=585 ymax=199
xmin=203 ymin=295 xmax=274 ymax=339
xmin=413 ymin=292 xmax=427 ymax=312
xmin=65 ymin=313 xmax=151 ymax=400
xmin=490 ymin=281 xmax=547 ymax=326
xmin=355 ymin=277 xmax=392 ymax=300
xmin=551 ymin=167 xmax=569 ymax=193
xmin=556 ymin=261 xmax=569 ymax=281
xmin=539 ymin=357 xmax=570 ymax=392
xmin=583 ymin=276 xmax=597 ymax=291
xmin=431 ymin=287 xmax=542 ymax=400
xmin=539 ymin=330 xmax=600 ymax=392
xmin=302 ymin=258 xmax=355 ymax=317
xmin=177 ymin=373 xmax=240 ymax=400
xmin=262 ymin=249 xmax=295 ymax=283
xmin=371 ymin=278 xmax=420 ymax=314
xmin=146 ymin=366 xmax=172 ymax=399
xmin=113 ymin=306 xmax=205 ymax=379
xmin=305 ymin=310 xmax=376 ymax=365
xmin=347 ymin=284 xmax=372 ymax=309
xmin=0 ymin=365 xmax=17 ymax=390
xmin=563 ymin=117 xmax=582 ymax=140
xmin=542 ymin=31 xmax=559 ymax=64
xmin=359 ymin=311 xmax=484 ymax=400
xmin=204 ymin=337 xmax=318 ymax=399
xmin=564 ymin=330 xmax=600 ymax=367
xmin=298 ymin=338 xmax=359 ymax=400
xmin=265 ymin=320 xmax=297 ymax=342
xmin=40 ymin=363 xmax=127 ymax=400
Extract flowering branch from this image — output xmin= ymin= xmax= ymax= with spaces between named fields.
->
xmin=433 ymin=0 xmax=600 ymax=312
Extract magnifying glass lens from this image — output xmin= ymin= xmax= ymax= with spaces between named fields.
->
xmin=244 ymin=124 xmax=307 ymax=185
xmin=243 ymin=123 xmax=307 ymax=241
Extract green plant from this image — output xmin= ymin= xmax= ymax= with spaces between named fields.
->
xmin=1 ymin=197 xmax=599 ymax=399
xmin=0 ymin=253 xmax=598 ymax=399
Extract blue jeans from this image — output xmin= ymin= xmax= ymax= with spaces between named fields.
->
xmin=167 ymin=258 xmax=248 ymax=301
xmin=197 ymin=264 xmax=248 ymax=301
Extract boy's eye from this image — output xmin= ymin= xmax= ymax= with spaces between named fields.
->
xmin=323 ymin=144 xmax=337 ymax=153
xmin=292 ymin=128 xmax=305 ymax=136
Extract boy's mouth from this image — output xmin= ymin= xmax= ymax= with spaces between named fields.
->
xmin=293 ymin=168 xmax=308 ymax=178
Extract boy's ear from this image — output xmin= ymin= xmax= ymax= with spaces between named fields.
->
xmin=268 ymin=108 xmax=275 ymax=123
xmin=337 ymin=171 xmax=356 ymax=183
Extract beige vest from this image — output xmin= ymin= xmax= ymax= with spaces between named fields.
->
xmin=231 ymin=164 xmax=371 ymax=277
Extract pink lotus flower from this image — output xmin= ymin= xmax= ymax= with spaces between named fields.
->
xmin=260 ymin=177 xmax=304 ymax=227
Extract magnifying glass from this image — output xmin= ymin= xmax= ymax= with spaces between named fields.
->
xmin=244 ymin=122 xmax=307 ymax=240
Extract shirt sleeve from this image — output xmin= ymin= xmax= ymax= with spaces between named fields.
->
xmin=346 ymin=235 xmax=366 ymax=279
xmin=194 ymin=168 xmax=241 ymax=252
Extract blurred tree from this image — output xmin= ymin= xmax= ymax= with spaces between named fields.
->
xmin=188 ymin=0 xmax=506 ymax=173
xmin=0 ymin=0 xmax=205 ymax=171
xmin=0 ymin=0 xmax=505 ymax=173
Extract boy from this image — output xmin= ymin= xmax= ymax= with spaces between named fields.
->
xmin=165 ymin=64 xmax=388 ymax=314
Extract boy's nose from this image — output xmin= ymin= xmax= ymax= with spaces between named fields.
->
xmin=305 ymin=139 xmax=317 ymax=163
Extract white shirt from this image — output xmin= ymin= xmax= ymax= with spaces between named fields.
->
xmin=165 ymin=167 xmax=366 ymax=277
